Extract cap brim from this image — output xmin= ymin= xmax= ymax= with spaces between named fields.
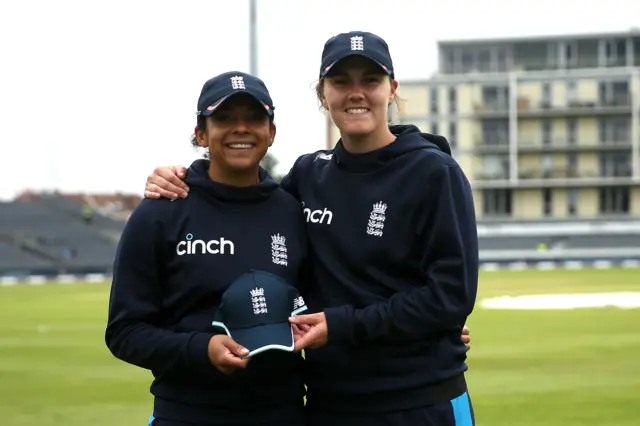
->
xmin=200 ymin=92 xmax=273 ymax=117
xmin=321 ymin=53 xmax=393 ymax=77
xmin=213 ymin=321 xmax=294 ymax=358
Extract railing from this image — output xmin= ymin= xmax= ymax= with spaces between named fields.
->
xmin=601 ymin=95 xmax=631 ymax=107
xmin=473 ymin=103 xmax=508 ymax=114
xmin=474 ymin=168 xmax=632 ymax=181
xmin=474 ymin=172 xmax=510 ymax=181
xmin=513 ymin=96 xmax=632 ymax=113
xmin=470 ymin=96 xmax=634 ymax=115
xmin=518 ymin=139 xmax=632 ymax=149
xmin=517 ymin=168 xmax=631 ymax=179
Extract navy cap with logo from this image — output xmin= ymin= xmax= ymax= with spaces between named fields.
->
xmin=320 ymin=31 xmax=394 ymax=78
xmin=196 ymin=71 xmax=275 ymax=118
xmin=211 ymin=270 xmax=307 ymax=358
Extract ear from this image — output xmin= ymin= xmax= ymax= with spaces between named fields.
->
xmin=268 ymin=122 xmax=276 ymax=147
xmin=194 ymin=124 xmax=208 ymax=148
xmin=389 ymin=79 xmax=399 ymax=104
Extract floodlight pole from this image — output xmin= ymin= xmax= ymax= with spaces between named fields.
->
xmin=249 ymin=0 xmax=258 ymax=76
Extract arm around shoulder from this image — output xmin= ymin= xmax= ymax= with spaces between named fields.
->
xmin=279 ymin=153 xmax=318 ymax=200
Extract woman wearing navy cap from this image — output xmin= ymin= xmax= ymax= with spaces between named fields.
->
xmin=106 ymin=71 xmax=310 ymax=426
xmin=143 ymin=31 xmax=477 ymax=426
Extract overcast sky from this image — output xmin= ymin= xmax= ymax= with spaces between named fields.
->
xmin=1 ymin=0 xmax=637 ymax=200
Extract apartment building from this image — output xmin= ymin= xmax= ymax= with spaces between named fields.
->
xmin=325 ymin=31 xmax=640 ymax=220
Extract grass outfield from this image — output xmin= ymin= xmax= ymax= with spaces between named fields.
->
xmin=0 ymin=269 xmax=638 ymax=426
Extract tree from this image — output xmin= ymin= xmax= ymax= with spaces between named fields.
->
xmin=260 ymin=152 xmax=283 ymax=181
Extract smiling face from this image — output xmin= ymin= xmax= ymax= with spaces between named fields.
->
xmin=195 ymin=93 xmax=276 ymax=175
xmin=321 ymin=56 xmax=398 ymax=139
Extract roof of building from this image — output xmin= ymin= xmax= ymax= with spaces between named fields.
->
xmin=438 ymin=29 xmax=640 ymax=48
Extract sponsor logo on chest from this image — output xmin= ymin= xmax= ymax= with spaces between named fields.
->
xmin=176 ymin=233 xmax=235 ymax=256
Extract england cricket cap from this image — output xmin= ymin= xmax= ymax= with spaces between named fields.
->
xmin=211 ymin=270 xmax=307 ymax=358
xmin=196 ymin=71 xmax=274 ymax=117
xmin=320 ymin=31 xmax=394 ymax=78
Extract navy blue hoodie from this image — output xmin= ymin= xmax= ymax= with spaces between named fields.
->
xmin=105 ymin=160 xmax=308 ymax=425
xmin=281 ymin=125 xmax=479 ymax=412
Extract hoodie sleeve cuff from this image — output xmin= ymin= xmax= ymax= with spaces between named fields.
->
xmin=324 ymin=305 xmax=353 ymax=344
xmin=187 ymin=332 xmax=215 ymax=371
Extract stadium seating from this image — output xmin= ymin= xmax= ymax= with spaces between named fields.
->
xmin=2 ymin=192 xmax=639 ymax=277
xmin=0 ymin=195 xmax=125 ymax=276
xmin=479 ymin=234 xmax=640 ymax=250
xmin=0 ymin=241 xmax=57 ymax=274
xmin=477 ymin=219 xmax=640 ymax=264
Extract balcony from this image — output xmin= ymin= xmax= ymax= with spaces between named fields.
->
xmin=516 ymin=96 xmax=632 ymax=118
xmin=520 ymin=167 xmax=631 ymax=180
xmin=473 ymin=102 xmax=509 ymax=118
xmin=512 ymin=55 xmax=600 ymax=72
xmin=518 ymin=139 xmax=632 ymax=153
xmin=471 ymin=139 xmax=510 ymax=154
xmin=604 ymin=57 xmax=627 ymax=68
xmin=472 ymin=167 xmax=637 ymax=189
xmin=474 ymin=171 xmax=510 ymax=181
xmin=519 ymin=169 xmax=599 ymax=180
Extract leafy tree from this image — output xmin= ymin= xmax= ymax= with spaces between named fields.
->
xmin=260 ymin=152 xmax=283 ymax=181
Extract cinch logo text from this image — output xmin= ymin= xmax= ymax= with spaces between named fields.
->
xmin=176 ymin=233 xmax=235 ymax=256
xmin=303 ymin=207 xmax=333 ymax=225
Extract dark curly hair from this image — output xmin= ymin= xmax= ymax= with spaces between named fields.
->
xmin=191 ymin=115 xmax=208 ymax=159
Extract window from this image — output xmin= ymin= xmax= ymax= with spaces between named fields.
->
xmin=599 ymin=81 xmax=607 ymax=105
xmin=599 ymin=117 xmax=630 ymax=144
xmin=541 ymin=83 xmax=552 ymax=107
xmin=541 ymin=154 xmax=554 ymax=177
xmin=566 ymin=81 xmax=577 ymax=104
xmin=605 ymin=40 xmax=614 ymax=61
xmin=477 ymin=50 xmax=491 ymax=72
xmin=447 ymin=51 xmax=456 ymax=73
xmin=567 ymin=188 xmax=579 ymax=216
xmin=482 ymin=85 xmax=509 ymax=110
xmin=547 ymin=43 xmax=558 ymax=68
xmin=431 ymin=122 xmax=439 ymax=135
xmin=599 ymin=152 xmax=630 ymax=177
xmin=567 ymin=118 xmax=577 ymax=145
xmin=448 ymin=87 xmax=457 ymax=113
xmin=564 ymin=42 xmax=578 ymax=67
xmin=483 ymin=189 xmax=512 ymax=216
xmin=605 ymin=39 xmax=627 ymax=66
xmin=567 ymin=153 xmax=578 ymax=177
xmin=599 ymin=187 xmax=630 ymax=214
xmin=612 ymin=81 xmax=630 ymax=105
xmin=599 ymin=80 xmax=630 ymax=106
xmin=483 ymin=155 xmax=510 ymax=179
xmin=612 ymin=117 xmax=630 ymax=142
xmin=482 ymin=119 xmax=509 ymax=146
xmin=542 ymin=119 xmax=553 ymax=145
xmin=598 ymin=118 xmax=605 ymax=143
xmin=461 ymin=52 xmax=474 ymax=73
xmin=430 ymin=88 xmax=438 ymax=114
xmin=496 ymin=47 xmax=507 ymax=72
xmin=542 ymin=189 xmax=553 ymax=216
xmin=448 ymin=122 xmax=457 ymax=149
